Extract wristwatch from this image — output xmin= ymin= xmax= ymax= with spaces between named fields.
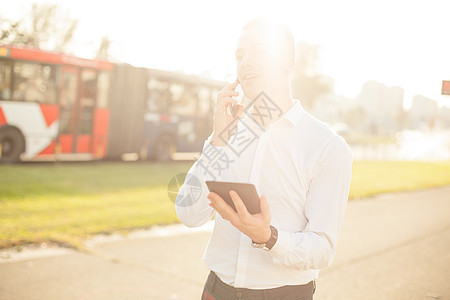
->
xmin=251 ymin=225 xmax=278 ymax=251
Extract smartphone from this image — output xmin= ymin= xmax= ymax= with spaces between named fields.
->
xmin=231 ymin=78 xmax=244 ymax=118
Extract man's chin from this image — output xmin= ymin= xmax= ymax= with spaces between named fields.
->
xmin=243 ymin=86 xmax=263 ymax=102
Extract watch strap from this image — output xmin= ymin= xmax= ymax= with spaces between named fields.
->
xmin=265 ymin=225 xmax=278 ymax=250
xmin=252 ymin=225 xmax=278 ymax=250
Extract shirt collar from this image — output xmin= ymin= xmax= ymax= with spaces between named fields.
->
xmin=280 ymin=99 xmax=304 ymax=127
xmin=244 ymin=99 xmax=304 ymax=130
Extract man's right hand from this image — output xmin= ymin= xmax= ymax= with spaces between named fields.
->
xmin=210 ymin=80 xmax=244 ymax=146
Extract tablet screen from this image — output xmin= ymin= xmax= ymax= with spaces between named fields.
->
xmin=205 ymin=181 xmax=261 ymax=214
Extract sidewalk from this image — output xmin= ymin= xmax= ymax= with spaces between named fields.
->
xmin=1 ymin=186 xmax=449 ymax=300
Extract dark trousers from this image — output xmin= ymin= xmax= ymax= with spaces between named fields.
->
xmin=201 ymin=271 xmax=316 ymax=300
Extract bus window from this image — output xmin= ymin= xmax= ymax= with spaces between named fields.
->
xmin=168 ymin=83 xmax=196 ymax=116
xmin=97 ymin=71 xmax=110 ymax=108
xmin=0 ymin=60 xmax=11 ymax=100
xmin=59 ymin=68 xmax=78 ymax=134
xmin=12 ymin=62 xmax=57 ymax=104
xmin=169 ymin=83 xmax=184 ymax=101
xmin=147 ymin=77 xmax=170 ymax=113
xmin=79 ymin=70 xmax=97 ymax=134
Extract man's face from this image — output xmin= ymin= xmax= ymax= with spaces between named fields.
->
xmin=235 ymin=27 xmax=290 ymax=100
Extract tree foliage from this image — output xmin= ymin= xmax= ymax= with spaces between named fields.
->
xmin=0 ymin=3 xmax=78 ymax=52
xmin=96 ymin=35 xmax=112 ymax=60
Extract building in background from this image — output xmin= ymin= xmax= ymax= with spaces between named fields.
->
xmin=408 ymin=95 xmax=438 ymax=130
xmin=355 ymin=81 xmax=404 ymax=135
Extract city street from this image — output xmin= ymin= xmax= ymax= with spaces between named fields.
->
xmin=1 ymin=185 xmax=449 ymax=300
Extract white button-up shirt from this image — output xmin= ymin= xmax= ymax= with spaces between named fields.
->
xmin=175 ymin=99 xmax=353 ymax=289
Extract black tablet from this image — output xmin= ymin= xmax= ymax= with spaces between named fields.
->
xmin=205 ymin=181 xmax=261 ymax=214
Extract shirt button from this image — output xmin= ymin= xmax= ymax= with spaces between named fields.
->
xmin=236 ymin=291 xmax=243 ymax=298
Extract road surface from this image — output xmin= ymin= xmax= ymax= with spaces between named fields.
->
xmin=1 ymin=186 xmax=449 ymax=299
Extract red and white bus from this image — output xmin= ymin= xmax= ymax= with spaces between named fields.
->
xmin=0 ymin=45 xmax=227 ymax=163
xmin=0 ymin=45 xmax=113 ymax=162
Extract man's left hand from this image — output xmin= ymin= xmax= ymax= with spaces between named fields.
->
xmin=207 ymin=190 xmax=271 ymax=244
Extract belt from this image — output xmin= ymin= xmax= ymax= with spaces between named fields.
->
xmin=207 ymin=271 xmax=316 ymax=300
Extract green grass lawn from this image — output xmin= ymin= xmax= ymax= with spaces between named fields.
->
xmin=1 ymin=160 xmax=449 ymax=250
xmin=350 ymin=161 xmax=450 ymax=198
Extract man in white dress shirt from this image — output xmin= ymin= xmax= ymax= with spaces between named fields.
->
xmin=175 ymin=18 xmax=353 ymax=300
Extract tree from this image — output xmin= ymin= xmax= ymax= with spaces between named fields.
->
xmin=291 ymin=42 xmax=334 ymax=110
xmin=0 ymin=3 xmax=78 ymax=52
xmin=96 ymin=35 xmax=112 ymax=60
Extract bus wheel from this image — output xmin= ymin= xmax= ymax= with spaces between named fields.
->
xmin=0 ymin=126 xmax=25 ymax=163
xmin=153 ymin=135 xmax=176 ymax=162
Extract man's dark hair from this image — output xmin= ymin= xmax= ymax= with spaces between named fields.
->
xmin=241 ymin=18 xmax=295 ymax=61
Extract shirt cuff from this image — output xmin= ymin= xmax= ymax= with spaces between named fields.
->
xmin=196 ymin=133 xmax=234 ymax=181
xmin=269 ymin=228 xmax=291 ymax=256
xmin=206 ymin=131 xmax=229 ymax=148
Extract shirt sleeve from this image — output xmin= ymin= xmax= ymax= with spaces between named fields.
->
xmin=175 ymin=132 xmax=234 ymax=228
xmin=269 ymin=135 xmax=353 ymax=270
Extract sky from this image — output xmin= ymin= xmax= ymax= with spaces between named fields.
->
xmin=4 ymin=0 xmax=450 ymax=108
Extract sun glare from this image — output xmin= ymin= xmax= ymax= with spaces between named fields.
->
xmin=4 ymin=0 xmax=450 ymax=107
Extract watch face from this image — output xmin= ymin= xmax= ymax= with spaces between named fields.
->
xmin=251 ymin=242 xmax=269 ymax=251
xmin=251 ymin=242 xmax=265 ymax=248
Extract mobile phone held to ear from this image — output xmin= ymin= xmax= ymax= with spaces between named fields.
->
xmin=206 ymin=181 xmax=261 ymax=214
xmin=232 ymin=78 xmax=244 ymax=118
xmin=232 ymin=103 xmax=241 ymax=118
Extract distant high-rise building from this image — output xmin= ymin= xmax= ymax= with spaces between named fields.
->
xmin=408 ymin=95 xmax=438 ymax=129
xmin=356 ymin=81 xmax=404 ymax=134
